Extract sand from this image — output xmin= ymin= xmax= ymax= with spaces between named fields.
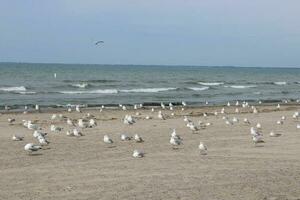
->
xmin=0 ymin=105 xmax=300 ymax=200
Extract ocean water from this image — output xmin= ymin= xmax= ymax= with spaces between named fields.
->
xmin=0 ymin=62 xmax=300 ymax=107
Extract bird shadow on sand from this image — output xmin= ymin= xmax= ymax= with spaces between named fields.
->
xmin=107 ymin=146 xmax=117 ymax=148
xmin=28 ymin=153 xmax=43 ymax=156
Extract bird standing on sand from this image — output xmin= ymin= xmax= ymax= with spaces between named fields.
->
xmin=134 ymin=134 xmax=144 ymax=143
xmin=24 ymin=143 xmax=42 ymax=154
xmin=198 ymin=142 xmax=207 ymax=155
xmin=103 ymin=135 xmax=113 ymax=144
xmin=121 ymin=133 xmax=132 ymax=141
xmin=269 ymin=131 xmax=281 ymax=137
xmin=12 ymin=135 xmax=24 ymax=141
xmin=158 ymin=111 xmax=165 ymax=120
xmin=132 ymin=149 xmax=144 ymax=158
xmin=170 ymin=135 xmax=182 ymax=149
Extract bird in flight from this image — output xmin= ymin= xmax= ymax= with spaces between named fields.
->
xmin=95 ymin=41 xmax=104 ymax=45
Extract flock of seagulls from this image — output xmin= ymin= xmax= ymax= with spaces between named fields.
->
xmin=4 ymin=99 xmax=300 ymax=158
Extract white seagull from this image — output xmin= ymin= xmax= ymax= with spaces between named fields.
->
xmin=24 ymin=143 xmax=42 ymax=154
xmin=198 ymin=142 xmax=207 ymax=155
xmin=134 ymin=134 xmax=144 ymax=143
xmin=132 ymin=149 xmax=144 ymax=158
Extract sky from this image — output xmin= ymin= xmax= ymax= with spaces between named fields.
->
xmin=0 ymin=0 xmax=300 ymax=67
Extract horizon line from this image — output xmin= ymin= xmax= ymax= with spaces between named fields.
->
xmin=0 ymin=61 xmax=299 ymax=69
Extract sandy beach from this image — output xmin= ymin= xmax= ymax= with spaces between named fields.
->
xmin=0 ymin=104 xmax=300 ymax=200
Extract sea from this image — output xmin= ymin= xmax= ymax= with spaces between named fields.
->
xmin=0 ymin=62 xmax=300 ymax=108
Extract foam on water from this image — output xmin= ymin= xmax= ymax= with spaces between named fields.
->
xmin=273 ymin=81 xmax=287 ymax=85
xmin=0 ymin=86 xmax=27 ymax=92
xmin=188 ymin=87 xmax=210 ymax=91
xmin=70 ymin=83 xmax=90 ymax=88
xmin=120 ymin=88 xmax=177 ymax=93
xmin=60 ymin=89 xmax=118 ymax=94
xmin=227 ymin=85 xmax=257 ymax=89
xmin=198 ymin=82 xmax=224 ymax=86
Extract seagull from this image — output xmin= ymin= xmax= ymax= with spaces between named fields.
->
xmin=276 ymin=120 xmax=283 ymax=125
xmin=232 ymin=117 xmax=239 ymax=123
xmin=27 ymin=121 xmax=39 ymax=130
xmin=252 ymin=135 xmax=264 ymax=146
xmin=170 ymin=136 xmax=182 ymax=149
xmin=198 ymin=142 xmax=207 ymax=155
xmin=135 ymin=112 xmax=141 ymax=116
xmin=253 ymin=108 xmax=258 ymax=114
xmin=158 ymin=111 xmax=165 ymax=120
xmin=35 ymin=104 xmax=40 ymax=111
xmin=103 ymin=135 xmax=113 ymax=144
xmin=75 ymin=105 xmax=81 ymax=113
xmin=132 ymin=149 xmax=144 ymax=158
xmin=243 ymin=118 xmax=251 ymax=125
xmin=221 ymin=107 xmax=225 ymax=114
xmin=297 ymin=124 xmax=300 ymax=129
xmin=145 ymin=115 xmax=152 ymax=120
xmin=256 ymin=123 xmax=262 ymax=129
xmin=89 ymin=119 xmax=97 ymax=127
xmin=269 ymin=131 xmax=281 ymax=137
xmin=12 ymin=135 xmax=24 ymax=141
xmin=183 ymin=116 xmax=191 ymax=123
xmin=134 ymin=134 xmax=144 ymax=143
xmin=95 ymin=40 xmax=104 ymax=45
xmin=51 ymin=114 xmax=57 ymax=120
xmin=277 ymin=104 xmax=281 ymax=109
xmin=24 ymin=143 xmax=42 ymax=154
xmin=37 ymin=135 xmax=49 ymax=145
xmin=171 ymin=129 xmax=182 ymax=140
xmin=123 ymin=115 xmax=135 ymax=125
xmin=33 ymin=130 xmax=47 ymax=138
xmin=235 ymin=108 xmax=239 ymax=113
xmin=50 ymin=124 xmax=62 ymax=132
xmin=73 ymin=128 xmax=83 ymax=137
xmin=161 ymin=102 xmax=166 ymax=109
xmin=250 ymin=127 xmax=262 ymax=137
xmin=189 ymin=123 xmax=199 ymax=132
xmin=8 ymin=118 xmax=15 ymax=124
xmin=182 ymin=101 xmax=187 ymax=107
xmin=66 ymin=130 xmax=74 ymax=136
xmin=67 ymin=118 xmax=75 ymax=126
xmin=225 ymin=120 xmax=233 ymax=125
xmin=120 ymin=133 xmax=132 ymax=141
xmin=78 ymin=119 xmax=88 ymax=128
xmin=292 ymin=112 xmax=299 ymax=120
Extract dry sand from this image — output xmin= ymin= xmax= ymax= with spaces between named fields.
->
xmin=0 ymin=105 xmax=300 ymax=200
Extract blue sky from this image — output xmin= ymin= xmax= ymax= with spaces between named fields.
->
xmin=1 ymin=0 xmax=300 ymax=67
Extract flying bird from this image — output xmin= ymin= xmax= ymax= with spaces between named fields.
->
xmin=95 ymin=41 xmax=104 ymax=45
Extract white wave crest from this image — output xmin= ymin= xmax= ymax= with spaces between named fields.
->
xmin=273 ymin=81 xmax=287 ymax=85
xmin=71 ymin=83 xmax=90 ymax=88
xmin=18 ymin=91 xmax=36 ymax=95
xmin=0 ymin=86 xmax=27 ymax=92
xmin=228 ymin=85 xmax=256 ymax=89
xmin=188 ymin=87 xmax=209 ymax=91
xmin=198 ymin=82 xmax=224 ymax=86
xmin=120 ymin=88 xmax=177 ymax=93
xmin=60 ymin=89 xmax=118 ymax=94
